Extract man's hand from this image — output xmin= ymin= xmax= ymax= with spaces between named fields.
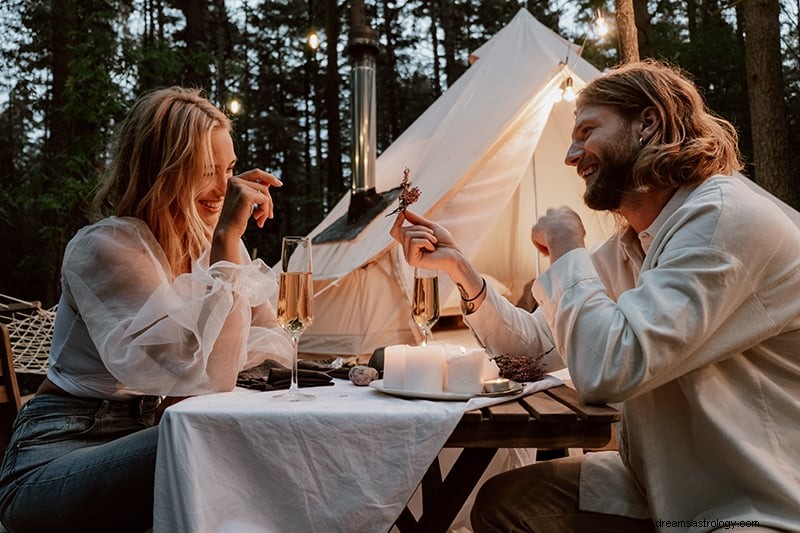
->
xmin=390 ymin=209 xmax=485 ymax=308
xmin=531 ymin=207 xmax=586 ymax=262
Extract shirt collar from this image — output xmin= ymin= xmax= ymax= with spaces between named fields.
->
xmin=617 ymin=226 xmax=644 ymax=265
xmin=637 ymin=186 xmax=695 ymax=254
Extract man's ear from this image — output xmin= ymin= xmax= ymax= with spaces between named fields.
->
xmin=638 ymin=107 xmax=659 ymax=143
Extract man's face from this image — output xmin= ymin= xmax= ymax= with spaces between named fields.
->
xmin=565 ymin=104 xmax=640 ymax=211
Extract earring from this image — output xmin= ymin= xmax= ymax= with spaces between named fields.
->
xmin=638 ymin=136 xmax=644 ymax=146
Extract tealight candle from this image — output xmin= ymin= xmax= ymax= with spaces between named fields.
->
xmin=383 ymin=345 xmax=408 ymax=389
xmin=483 ymin=378 xmax=511 ymax=393
xmin=404 ymin=344 xmax=445 ymax=393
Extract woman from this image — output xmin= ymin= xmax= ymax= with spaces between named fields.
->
xmin=0 ymin=87 xmax=293 ymax=532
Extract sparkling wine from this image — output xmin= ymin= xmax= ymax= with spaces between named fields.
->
xmin=277 ymin=272 xmax=314 ymax=336
xmin=412 ymin=275 xmax=439 ymax=329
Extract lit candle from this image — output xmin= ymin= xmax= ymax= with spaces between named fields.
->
xmin=404 ymin=344 xmax=445 ymax=393
xmin=383 ymin=345 xmax=407 ymax=389
xmin=483 ymin=378 xmax=511 ymax=393
xmin=445 ymin=346 xmax=486 ymax=394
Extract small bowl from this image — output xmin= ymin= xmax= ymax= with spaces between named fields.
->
xmin=483 ymin=378 xmax=511 ymax=393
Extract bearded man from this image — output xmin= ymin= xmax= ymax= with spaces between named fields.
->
xmin=391 ymin=60 xmax=800 ymax=532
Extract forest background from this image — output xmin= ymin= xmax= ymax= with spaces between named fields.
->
xmin=1 ymin=0 xmax=798 ymax=308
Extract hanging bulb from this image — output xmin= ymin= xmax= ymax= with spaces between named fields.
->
xmin=307 ymin=30 xmax=320 ymax=50
xmin=561 ymin=77 xmax=576 ymax=102
xmin=548 ymin=84 xmax=564 ymax=105
xmin=595 ymin=11 xmax=609 ymax=38
xmin=228 ymin=98 xmax=242 ymax=114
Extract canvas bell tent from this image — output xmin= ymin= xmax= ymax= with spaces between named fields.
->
xmin=299 ymin=9 xmax=617 ymax=356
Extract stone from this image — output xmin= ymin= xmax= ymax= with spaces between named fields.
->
xmin=348 ymin=365 xmax=379 ymax=386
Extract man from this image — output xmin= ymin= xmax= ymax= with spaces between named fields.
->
xmin=391 ymin=60 xmax=800 ymax=532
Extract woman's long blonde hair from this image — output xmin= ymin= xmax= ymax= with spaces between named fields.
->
xmin=93 ymin=87 xmax=231 ymax=277
xmin=577 ymin=60 xmax=743 ymax=191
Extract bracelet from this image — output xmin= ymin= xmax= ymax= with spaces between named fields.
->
xmin=461 ymin=278 xmax=487 ymax=302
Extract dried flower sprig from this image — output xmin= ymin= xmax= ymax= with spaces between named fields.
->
xmin=493 ymin=353 xmax=548 ymax=383
xmin=386 ymin=167 xmax=421 ymax=216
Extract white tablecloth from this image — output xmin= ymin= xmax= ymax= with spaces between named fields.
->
xmin=154 ymin=376 xmax=561 ymax=533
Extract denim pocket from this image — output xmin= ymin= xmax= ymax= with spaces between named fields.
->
xmin=2 ymin=396 xmax=100 ymax=481
xmin=14 ymin=396 xmax=98 ymax=443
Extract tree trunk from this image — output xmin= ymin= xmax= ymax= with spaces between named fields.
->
xmin=439 ymin=0 xmax=458 ymax=88
xmin=742 ymin=0 xmax=795 ymax=205
xmin=633 ymin=0 xmax=652 ymax=59
xmin=172 ymin=0 xmax=211 ymax=89
xmin=45 ymin=0 xmax=74 ymax=160
xmin=687 ymin=0 xmax=697 ymax=42
xmin=429 ymin=1 xmax=442 ymax=96
xmin=324 ymin=0 xmax=343 ymax=207
xmin=614 ymin=0 xmax=639 ymax=63
xmin=381 ymin=0 xmax=400 ymax=142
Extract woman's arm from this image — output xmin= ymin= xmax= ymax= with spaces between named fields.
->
xmin=64 ymin=219 xmax=290 ymax=396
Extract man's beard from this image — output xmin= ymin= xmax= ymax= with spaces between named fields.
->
xmin=583 ymin=133 xmax=639 ymax=211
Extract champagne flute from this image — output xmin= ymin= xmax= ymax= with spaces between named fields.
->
xmin=274 ymin=236 xmax=315 ymax=402
xmin=412 ymin=267 xmax=439 ymax=345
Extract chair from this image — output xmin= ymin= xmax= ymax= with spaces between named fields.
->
xmin=0 ymin=324 xmax=22 ymax=455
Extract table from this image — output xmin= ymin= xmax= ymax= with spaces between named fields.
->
xmin=153 ymin=377 xmax=617 ymax=533
xmin=393 ymin=384 xmax=620 ymax=532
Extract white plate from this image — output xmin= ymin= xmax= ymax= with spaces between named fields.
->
xmin=368 ymin=379 xmax=522 ymax=401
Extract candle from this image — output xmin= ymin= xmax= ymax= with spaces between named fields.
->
xmin=483 ymin=378 xmax=511 ymax=393
xmin=383 ymin=345 xmax=407 ymax=389
xmin=482 ymin=357 xmax=500 ymax=381
xmin=404 ymin=344 xmax=445 ymax=393
xmin=445 ymin=346 xmax=486 ymax=394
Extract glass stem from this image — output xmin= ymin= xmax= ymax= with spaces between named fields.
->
xmin=289 ymin=335 xmax=299 ymax=395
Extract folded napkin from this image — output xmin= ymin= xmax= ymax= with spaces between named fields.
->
xmin=237 ymin=359 xmax=335 ymax=391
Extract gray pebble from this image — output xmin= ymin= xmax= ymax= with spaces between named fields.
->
xmin=349 ymin=365 xmax=379 ymax=386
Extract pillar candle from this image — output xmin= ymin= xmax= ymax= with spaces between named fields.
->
xmin=404 ymin=344 xmax=445 ymax=393
xmin=383 ymin=344 xmax=407 ymax=389
xmin=445 ymin=347 xmax=486 ymax=394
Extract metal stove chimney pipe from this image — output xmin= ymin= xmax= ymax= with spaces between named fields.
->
xmin=346 ymin=0 xmax=380 ymax=221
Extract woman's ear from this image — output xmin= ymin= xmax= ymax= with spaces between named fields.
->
xmin=638 ymin=107 xmax=659 ymax=143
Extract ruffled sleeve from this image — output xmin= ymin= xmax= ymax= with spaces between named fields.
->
xmin=61 ymin=217 xmax=293 ymax=396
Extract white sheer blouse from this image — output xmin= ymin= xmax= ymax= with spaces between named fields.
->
xmin=47 ymin=216 xmax=294 ymax=399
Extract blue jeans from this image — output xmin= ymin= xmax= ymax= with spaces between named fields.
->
xmin=0 ymin=393 xmax=159 ymax=533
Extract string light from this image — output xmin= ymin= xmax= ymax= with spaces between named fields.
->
xmin=548 ymin=64 xmax=578 ymax=104
xmin=228 ymin=98 xmax=242 ymax=114
xmin=561 ymin=76 xmax=576 ymax=102
xmin=307 ymin=30 xmax=320 ymax=50
xmin=554 ymin=8 xmax=608 ymax=104
xmin=594 ymin=10 xmax=609 ymax=38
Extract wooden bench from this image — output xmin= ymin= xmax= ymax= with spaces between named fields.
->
xmin=394 ymin=384 xmax=620 ymax=533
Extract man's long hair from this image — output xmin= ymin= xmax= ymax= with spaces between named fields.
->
xmin=577 ymin=60 xmax=742 ymax=191
xmin=92 ymin=87 xmax=231 ymax=278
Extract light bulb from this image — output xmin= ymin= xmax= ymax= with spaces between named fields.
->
xmin=228 ymin=99 xmax=241 ymax=114
xmin=595 ymin=13 xmax=609 ymax=37
xmin=308 ymin=31 xmax=320 ymax=50
xmin=561 ymin=77 xmax=576 ymax=102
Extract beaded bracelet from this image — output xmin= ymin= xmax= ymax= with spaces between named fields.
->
xmin=461 ymin=277 xmax=487 ymax=302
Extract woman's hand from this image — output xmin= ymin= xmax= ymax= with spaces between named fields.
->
xmin=531 ymin=207 xmax=586 ymax=262
xmin=221 ymin=169 xmax=282 ymax=230
xmin=212 ymin=169 xmax=282 ymax=265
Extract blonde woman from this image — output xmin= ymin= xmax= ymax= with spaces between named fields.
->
xmin=0 ymin=87 xmax=293 ymax=532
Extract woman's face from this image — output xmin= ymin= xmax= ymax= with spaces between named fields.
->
xmin=196 ymin=127 xmax=237 ymax=228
